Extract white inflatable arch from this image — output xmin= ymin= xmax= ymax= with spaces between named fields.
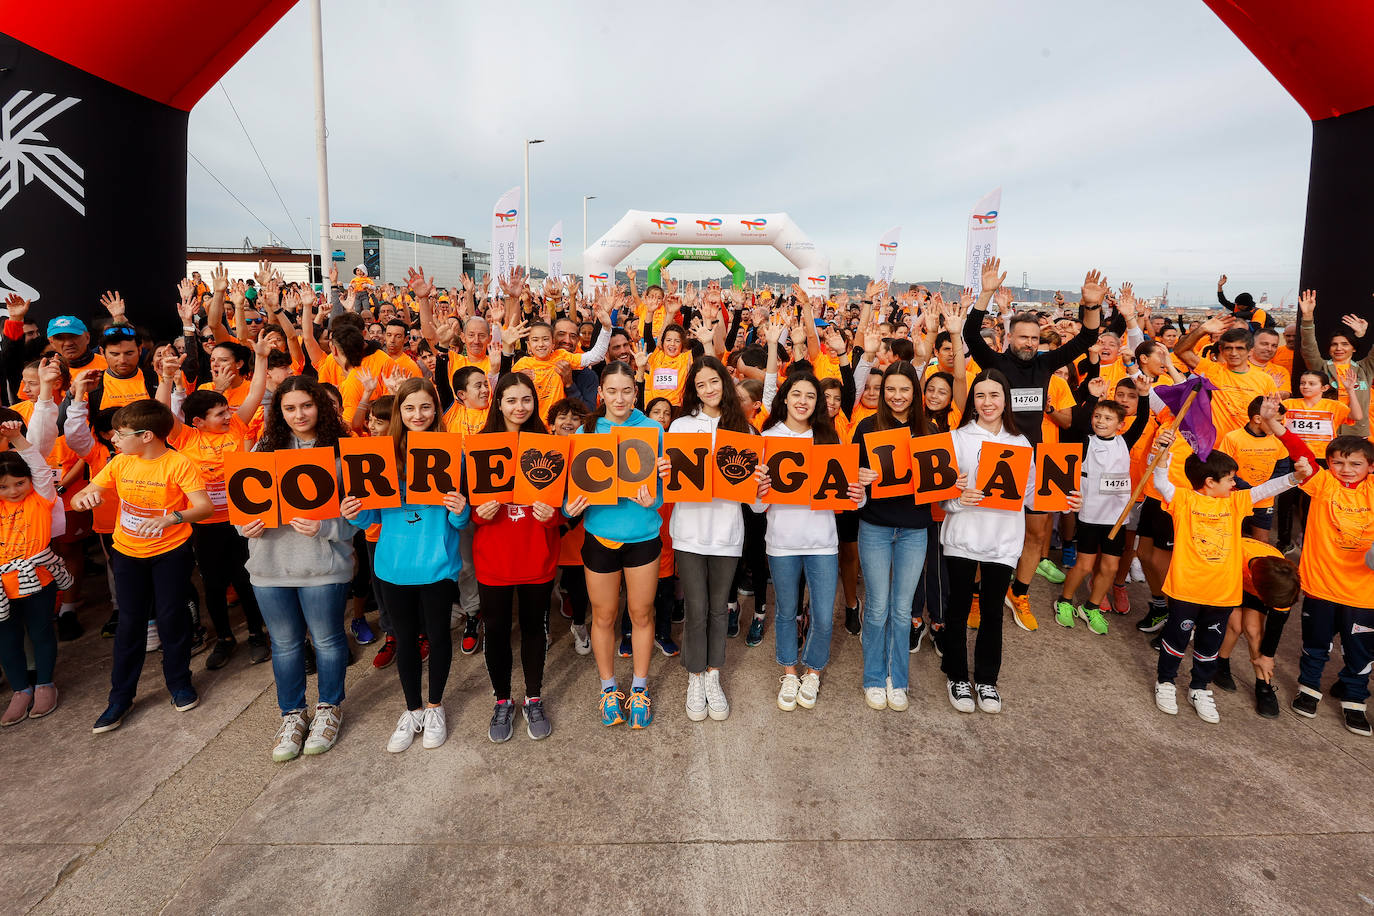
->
xmin=583 ymin=211 xmax=830 ymax=296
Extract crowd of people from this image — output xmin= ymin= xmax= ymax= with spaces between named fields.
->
xmin=1 ymin=253 xmax=1370 ymax=763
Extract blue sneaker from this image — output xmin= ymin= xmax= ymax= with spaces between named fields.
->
xmin=350 ymin=617 xmax=377 ymax=646
xmin=171 ymin=686 xmax=200 ymax=712
xmin=655 ymin=634 xmax=680 ymax=657
xmin=1061 ymin=542 xmax=1078 ymax=569
xmin=92 ymin=702 xmax=131 ymax=734
xmin=745 ymin=613 xmax=766 ymax=647
xmin=599 ymin=688 xmax=626 ymax=727
xmin=618 ymin=633 xmax=632 ymax=658
xmin=627 ymin=687 xmax=653 ymax=729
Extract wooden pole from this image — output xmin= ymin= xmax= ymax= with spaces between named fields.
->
xmin=1108 ymin=388 xmax=1199 ymax=539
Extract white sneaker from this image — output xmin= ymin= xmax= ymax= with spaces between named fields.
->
xmin=421 ymin=705 xmax=447 ymax=748
xmin=777 ymin=674 xmax=801 ymax=711
xmin=570 ymin=623 xmax=591 ymax=655
xmin=704 ymin=669 xmax=730 ymax=720
xmin=271 ymin=710 xmax=308 ymax=762
xmin=1128 ymin=558 xmax=1146 ymax=583
xmin=685 ymin=672 xmax=708 ymax=722
xmin=975 ymin=682 xmax=1001 ymax=714
xmin=947 ymin=679 xmax=975 ymax=714
xmin=886 ymin=677 xmax=909 ymax=712
xmin=1188 ymin=688 xmax=1220 ymax=724
xmin=387 ymin=709 xmax=424 ymax=753
xmin=1154 ymin=682 xmax=1178 ymax=715
xmin=864 ymin=686 xmax=888 ymax=710
xmin=797 ymin=671 xmax=820 ymax=709
xmin=146 ymin=622 xmax=161 ymax=652
xmin=302 ymin=703 xmax=341 ymax=755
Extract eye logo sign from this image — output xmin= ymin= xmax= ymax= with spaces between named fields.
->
xmin=695 ymin=218 xmax=723 ymax=230
xmin=972 ymin=210 xmax=998 ymax=226
xmin=650 ymin=217 xmax=678 ymax=229
xmin=588 ymin=272 xmax=609 ymax=282
xmin=495 ymin=209 xmax=518 ymax=223
xmin=548 ymin=237 xmax=562 ymax=249
xmin=878 ymin=242 xmax=898 ymax=252
xmin=741 ymin=219 xmax=767 ymax=231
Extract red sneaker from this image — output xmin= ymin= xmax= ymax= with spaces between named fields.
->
xmin=419 ymin=634 xmax=431 ymax=662
xmin=1111 ymin=583 xmax=1131 ymax=615
xmin=372 ymin=636 xmax=397 ymax=670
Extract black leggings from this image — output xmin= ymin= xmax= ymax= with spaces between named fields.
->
xmin=479 ymin=580 xmax=553 ymax=701
xmin=374 ymin=578 xmax=455 ymax=710
xmin=912 ymin=524 xmax=947 ymax=628
xmin=559 ymin=564 xmax=588 ymax=626
xmin=193 ymin=522 xmax=264 ymax=640
xmin=942 ymin=556 xmax=1015 ymax=685
xmin=731 ymin=506 xmax=769 ymax=603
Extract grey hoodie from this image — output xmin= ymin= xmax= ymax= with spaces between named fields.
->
xmin=236 ymin=435 xmax=355 ymax=587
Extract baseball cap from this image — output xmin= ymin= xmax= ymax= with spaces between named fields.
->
xmin=47 ymin=316 xmax=88 ymax=337
xmin=244 ymin=287 xmax=258 ymax=302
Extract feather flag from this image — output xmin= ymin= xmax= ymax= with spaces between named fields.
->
xmin=1153 ymin=376 xmax=1219 ymax=460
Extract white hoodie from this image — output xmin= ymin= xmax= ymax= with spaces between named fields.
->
xmin=750 ymin=422 xmax=865 ymax=556
xmin=667 ymin=411 xmax=746 ymax=557
xmin=940 ymin=421 xmax=1034 ymax=567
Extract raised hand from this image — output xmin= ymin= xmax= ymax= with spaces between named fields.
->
xmin=980 ymin=257 xmax=1006 ymax=293
xmin=1217 ymin=274 xmax=1228 ymax=291
xmin=993 ymin=287 xmax=1014 ymax=312
xmin=99 ymin=290 xmax=127 ymax=321
xmin=5 ymin=293 xmax=29 ymax=323
xmin=1298 ymin=289 xmax=1316 ymax=318
xmin=256 ymin=260 xmax=275 ymax=289
xmin=1341 ymin=314 xmax=1368 ymax=338
xmin=328 ymin=263 xmax=339 ymax=287
xmin=1087 ymin=376 xmax=1107 ymax=399
xmin=211 ymin=264 xmax=229 ymax=295
xmin=406 ymin=266 xmax=436 ymax=299
xmin=633 ymin=341 xmax=650 ymax=371
xmin=1117 ymin=282 xmax=1138 ymax=321
xmin=764 ymin=313 xmax=788 ymax=347
xmin=1199 ymin=312 xmax=1236 ymax=336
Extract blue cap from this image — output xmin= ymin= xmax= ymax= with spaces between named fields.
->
xmin=46 ymin=316 xmax=88 ymax=337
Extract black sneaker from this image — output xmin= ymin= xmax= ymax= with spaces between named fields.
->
xmin=745 ymin=613 xmax=766 ymax=647
xmin=655 ymin=634 xmax=680 ymax=657
xmin=170 ymin=686 xmax=199 ymax=712
xmin=205 ymin=637 xmax=236 ymax=670
xmin=1212 ymin=660 xmax=1237 ymax=693
xmin=618 ymin=633 xmax=632 ymax=658
xmin=727 ymin=605 xmax=740 ymax=638
xmin=1254 ymin=681 xmax=1280 ymax=719
xmin=844 ymin=602 xmax=861 ymax=636
xmin=1135 ymin=605 xmax=1168 ymax=633
xmin=489 ymin=700 xmax=515 ymax=743
xmin=100 ymin=616 xmax=118 ymax=639
xmin=1343 ymin=706 xmax=1372 ymax=737
xmin=1149 ymin=634 xmax=1162 ymax=651
xmin=523 ymin=698 xmax=552 ymax=740
xmin=930 ymin=626 xmax=944 ymax=659
xmin=189 ymin=624 xmax=208 ymax=657
xmin=303 ymin=642 xmax=317 ymax=676
xmin=247 ymin=633 xmax=271 ymax=664
xmin=56 ymin=612 xmax=83 ymax=641
xmin=910 ymin=619 xmax=926 ymax=654
xmin=92 ymin=702 xmax=131 ymax=734
xmin=1291 ymin=690 xmax=1320 ymax=718
xmin=672 ymin=598 xmax=685 ymax=623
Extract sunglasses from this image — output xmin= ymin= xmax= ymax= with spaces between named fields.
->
xmin=101 ymin=326 xmax=137 ymax=341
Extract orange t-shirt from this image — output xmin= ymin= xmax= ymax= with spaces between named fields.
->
xmin=1297 ymin=470 xmax=1374 ymax=606
xmin=0 ymin=490 xmax=57 ymax=598
xmin=812 ymin=351 xmax=841 ymax=383
xmin=389 ymin=352 xmax=423 ymax=380
xmin=833 ymin=411 xmax=852 ymax=444
xmin=314 ymin=349 xmax=394 ymax=389
xmin=850 ymin=403 xmax=877 ymax=429
xmin=1216 ymin=427 xmax=1288 ymax=509
xmin=1281 ymin=398 xmax=1349 ymax=459
xmin=98 ymin=371 xmax=153 ymax=410
xmin=444 ymin=403 xmax=489 ymax=442
xmin=1252 ymin=360 xmax=1288 ymax=393
xmin=449 ymin=351 xmax=493 ymax=390
xmin=645 ymin=350 xmax=692 ymax=406
xmin=198 ymin=378 xmax=249 ymax=409
xmin=91 ymin=449 xmax=205 ymax=557
xmin=72 ymin=440 xmax=118 ymax=533
xmin=513 ymin=349 xmax=592 ymax=410
xmin=1040 ymin=375 xmax=1076 ymax=446
xmin=1194 ymin=360 xmax=1277 ymax=438
xmin=1329 ymin=361 xmax=1358 ymax=409
xmin=169 ymin=416 xmax=249 ymax=524
xmin=1161 ymin=486 xmax=1252 ymax=606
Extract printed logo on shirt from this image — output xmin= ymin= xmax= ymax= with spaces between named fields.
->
xmin=1207 ymin=622 xmax=1223 ymax=634
xmin=1180 ymin=619 xmax=1194 ymax=631
xmin=1352 ymin=623 xmax=1374 ymax=636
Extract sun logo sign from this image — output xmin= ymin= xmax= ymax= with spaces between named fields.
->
xmin=971 ymin=210 xmax=998 ymax=226
xmin=650 ymin=217 xmax=677 ymax=230
xmin=695 ymin=218 xmax=723 ymax=230
xmin=495 ymin=208 xmax=518 ymax=223
xmin=741 ymin=218 xmax=767 ymax=231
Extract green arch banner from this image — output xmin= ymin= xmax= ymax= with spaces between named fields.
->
xmin=645 ymin=246 xmax=747 ymax=290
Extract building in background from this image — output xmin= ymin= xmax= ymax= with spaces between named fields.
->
xmin=186 ymin=247 xmax=315 ymax=284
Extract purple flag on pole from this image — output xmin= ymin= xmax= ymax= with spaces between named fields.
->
xmin=1153 ymin=376 xmax=1219 ymax=459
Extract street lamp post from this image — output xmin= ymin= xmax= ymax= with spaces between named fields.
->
xmin=583 ymin=195 xmax=597 ymax=274
xmin=524 ymin=139 xmax=544 ymax=276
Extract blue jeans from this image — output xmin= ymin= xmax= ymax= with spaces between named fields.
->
xmin=253 ymin=583 xmax=349 ymax=715
xmin=768 ymin=553 xmax=838 ymax=671
xmin=857 ymin=522 xmax=928 ymax=689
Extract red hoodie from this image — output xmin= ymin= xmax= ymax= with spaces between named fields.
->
xmin=472 ymin=502 xmax=565 ymax=586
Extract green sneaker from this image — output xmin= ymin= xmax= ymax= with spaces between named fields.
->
xmin=1053 ymin=598 xmax=1076 ymax=628
xmin=1035 ymin=558 xmax=1066 ymax=585
xmin=1077 ymin=604 xmax=1109 ymax=635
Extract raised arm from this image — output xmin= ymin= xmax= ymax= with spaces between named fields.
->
xmin=1175 ymin=313 xmax=1235 ymax=371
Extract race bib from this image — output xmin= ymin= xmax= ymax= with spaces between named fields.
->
xmin=1285 ymin=409 xmax=1334 ymax=441
xmin=206 ymin=480 xmax=229 ymax=509
xmin=1010 ymin=387 xmax=1044 ymax=412
xmin=1099 ymin=474 xmax=1131 ymax=494
xmin=119 ymin=501 xmax=158 ymax=538
xmin=652 ymin=368 xmax=678 ymax=390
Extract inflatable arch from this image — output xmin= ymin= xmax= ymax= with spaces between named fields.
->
xmin=645 ymin=247 xmax=747 ymax=290
xmin=583 ymin=212 xmax=829 ymax=298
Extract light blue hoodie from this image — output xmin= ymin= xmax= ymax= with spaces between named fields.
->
xmin=350 ymin=484 xmax=471 ymax=585
xmin=574 ymin=409 xmax=664 ymax=545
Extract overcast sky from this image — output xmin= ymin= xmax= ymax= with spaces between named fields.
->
xmin=186 ymin=0 xmax=1311 ymax=306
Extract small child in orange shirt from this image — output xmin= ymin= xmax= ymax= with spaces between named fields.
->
xmin=1151 ymin=434 xmax=1309 ymax=724
xmin=0 ymin=421 xmax=75 ymax=726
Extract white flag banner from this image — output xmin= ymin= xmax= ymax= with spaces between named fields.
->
xmin=875 ymin=226 xmax=901 ymax=285
xmin=547 ymin=221 xmax=564 ymax=282
xmin=964 ymin=187 xmax=1001 ymax=296
xmin=491 ymin=185 xmax=521 ymax=296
